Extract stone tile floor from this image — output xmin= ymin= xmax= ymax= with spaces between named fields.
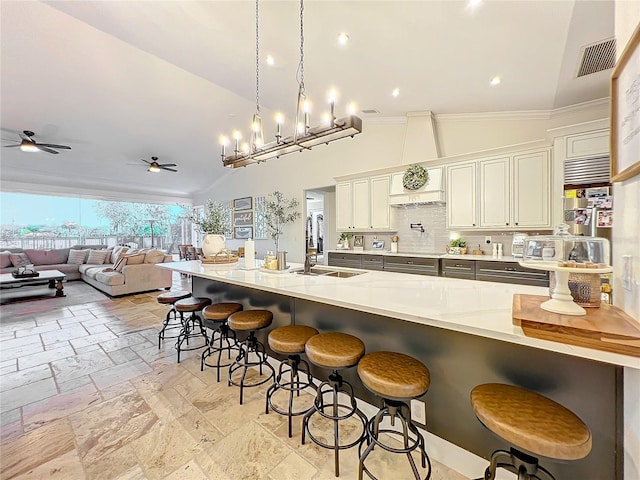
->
xmin=0 ymin=276 xmax=471 ymax=479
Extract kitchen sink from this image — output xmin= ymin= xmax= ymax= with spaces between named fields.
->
xmin=291 ymin=266 xmax=366 ymax=278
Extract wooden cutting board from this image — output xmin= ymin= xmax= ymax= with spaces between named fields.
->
xmin=512 ymin=294 xmax=640 ymax=357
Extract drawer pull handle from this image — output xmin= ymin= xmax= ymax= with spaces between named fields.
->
xmin=505 ymin=267 xmax=516 ymax=271
xmin=407 ymin=261 xmax=414 ymax=264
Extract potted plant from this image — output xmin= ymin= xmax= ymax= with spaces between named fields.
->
xmin=339 ymin=232 xmax=353 ymax=248
xmin=182 ymin=200 xmax=231 ymax=257
xmin=266 ymin=191 xmax=301 ymax=252
xmin=448 ymin=238 xmax=467 ymax=255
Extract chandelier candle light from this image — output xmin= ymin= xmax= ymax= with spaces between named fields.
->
xmin=220 ymin=0 xmax=362 ymax=168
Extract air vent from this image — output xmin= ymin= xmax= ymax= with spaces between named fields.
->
xmin=577 ymin=38 xmax=616 ymax=77
xmin=361 ymin=109 xmax=380 ymax=114
xmin=564 ymin=156 xmax=610 ymax=185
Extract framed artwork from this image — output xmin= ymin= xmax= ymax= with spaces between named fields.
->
xmin=372 ymin=240 xmax=385 ymax=250
xmin=611 ymin=22 xmax=640 ymax=182
xmin=233 ymin=211 xmax=253 ymax=226
xmin=233 ymin=197 xmax=253 ymax=211
xmin=353 ymin=235 xmax=364 ymax=247
xmin=234 ymin=226 xmax=253 ymax=239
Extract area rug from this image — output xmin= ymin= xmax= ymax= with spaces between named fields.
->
xmin=0 ymin=281 xmax=111 ymax=316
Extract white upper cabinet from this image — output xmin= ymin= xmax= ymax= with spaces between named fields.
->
xmin=512 ymin=150 xmax=550 ymax=228
xmin=479 ymin=156 xmax=510 ymax=228
xmin=336 ymin=175 xmax=391 ymax=231
xmin=447 ymin=162 xmax=477 ymax=228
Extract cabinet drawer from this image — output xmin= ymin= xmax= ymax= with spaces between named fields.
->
xmin=327 ymin=252 xmax=362 ymax=269
xmin=440 ymin=259 xmax=475 ymax=279
xmin=384 ymin=256 xmax=439 ymax=276
xmin=475 ymin=261 xmax=549 ymax=287
xmin=361 ymin=254 xmax=384 ymax=271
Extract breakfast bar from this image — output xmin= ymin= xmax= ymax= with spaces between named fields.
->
xmin=160 ymin=260 xmax=640 ymax=480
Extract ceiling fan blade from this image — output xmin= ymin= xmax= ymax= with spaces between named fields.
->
xmin=38 ymin=146 xmax=59 ymax=154
xmin=38 ymin=143 xmax=71 ymax=149
xmin=3 ymin=144 xmax=21 ymax=148
xmin=158 ymin=163 xmax=177 ymax=167
xmin=141 ymin=159 xmax=152 ymax=164
xmin=161 ymin=167 xmax=178 ymax=172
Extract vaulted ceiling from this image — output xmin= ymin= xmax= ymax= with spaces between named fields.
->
xmin=0 ymin=1 xmax=614 ymax=202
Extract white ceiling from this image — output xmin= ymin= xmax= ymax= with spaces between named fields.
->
xmin=0 ymin=0 xmax=614 ymax=201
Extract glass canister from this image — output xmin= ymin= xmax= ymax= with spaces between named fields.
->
xmin=264 ymin=250 xmax=277 ymax=270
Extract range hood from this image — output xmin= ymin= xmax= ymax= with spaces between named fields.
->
xmin=389 ymin=166 xmax=445 ymax=206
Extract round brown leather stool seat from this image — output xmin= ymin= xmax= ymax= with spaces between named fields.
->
xmin=470 ymin=383 xmax=592 ymax=480
xmin=227 ymin=310 xmax=275 ymax=405
xmin=266 ymin=325 xmax=319 ymax=437
xmin=302 ymin=332 xmax=368 ymax=477
xmin=156 ymin=290 xmax=192 ymax=349
xmin=173 ymin=297 xmax=212 ymax=363
xmin=200 ymin=303 xmax=243 ymax=382
xmin=356 ymin=352 xmax=432 ymax=480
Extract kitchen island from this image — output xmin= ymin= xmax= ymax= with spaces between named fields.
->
xmin=160 ymin=260 xmax=639 ymax=480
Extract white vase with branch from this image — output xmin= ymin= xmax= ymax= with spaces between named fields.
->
xmin=181 ymin=200 xmax=231 ymax=257
xmin=266 ymin=191 xmax=301 ymax=253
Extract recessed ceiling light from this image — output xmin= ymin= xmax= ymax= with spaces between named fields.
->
xmin=465 ymin=0 xmax=483 ymax=13
xmin=338 ymin=33 xmax=350 ymax=46
xmin=266 ymin=54 xmax=275 ymax=66
xmin=490 ymin=76 xmax=501 ymax=86
xmin=392 ymin=88 xmax=400 ymax=97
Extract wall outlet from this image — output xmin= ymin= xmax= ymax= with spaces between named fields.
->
xmin=623 ymin=255 xmax=633 ymax=291
xmin=410 ymin=399 xmax=427 ymax=425
xmin=484 ymin=236 xmax=492 ymax=244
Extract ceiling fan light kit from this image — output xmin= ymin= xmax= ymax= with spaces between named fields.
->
xmin=220 ymin=0 xmax=362 ymax=169
xmin=4 ymin=130 xmax=71 ymax=154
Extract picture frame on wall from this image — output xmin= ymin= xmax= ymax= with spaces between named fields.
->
xmin=234 ymin=226 xmax=253 ymax=239
xmin=233 ymin=197 xmax=253 ymax=211
xmin=611 ymin=22 xmax=640 ymax=182
xmin=233 ymin=211 xmax=253 ymax=226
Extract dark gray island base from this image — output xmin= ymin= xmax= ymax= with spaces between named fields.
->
xmin=192 ymin=276 xmax=621 ymax=480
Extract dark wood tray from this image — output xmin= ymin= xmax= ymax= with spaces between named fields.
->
xmin=12 ymin=271 xmax=40 ymax=278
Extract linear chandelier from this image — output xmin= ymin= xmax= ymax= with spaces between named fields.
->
xmin=220 ymin=0 xmax=363 ymax=169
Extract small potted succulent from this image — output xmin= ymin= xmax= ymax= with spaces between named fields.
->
xmin=339 ymin=232 xmax=353 ymax=249
xmin=448 ymin=238 xmax=467 ymax=255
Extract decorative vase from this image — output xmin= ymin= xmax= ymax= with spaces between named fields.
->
xmin=201 ymin=234 xmax=226 ymax=258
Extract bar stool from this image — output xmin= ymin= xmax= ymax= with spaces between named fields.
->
xmin=265 ymin=325 xmax=319 ymax=437
xmin=156 ymin=290 xmax=192 ymax=349
xmin=302 ymin=332 xmax=368 ymax=477
xmin=201 ymin=302 xmax=243 ymax=381
xmin=470 ymin=383 xmax=592 ymax=480
xmin=227 ymin=310 xmax=275 ymax=405
xmin=356 ymin=351 xmax=431 ymax=480
xmin=174 ymin=297 xmax=212 ymax=363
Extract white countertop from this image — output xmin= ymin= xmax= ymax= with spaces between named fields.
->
xmin=327 ymin=249 xmax=522 ymax=262
xmin=159 ymin=260 xmax=640 ymax=369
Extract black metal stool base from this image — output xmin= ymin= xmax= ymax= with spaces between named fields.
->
xmin=358 ymin=400 xmax=431 ymax=480
xmin=158 ymin=306 xmax=182 ymax=349
xmin=176 ymin=312 xmax=209 ymax=363
xmin=228 ymin=331 xmax=275 ymax=405
xmin=476 ymin=448 xmax=555 ymax=480
xmin=302 ymin=371 xmax=368 ymax=477
xmin=201 ymin=323 xmax=240 ymax=382
xmin=266 ymin=354 xmax=315 ymax=437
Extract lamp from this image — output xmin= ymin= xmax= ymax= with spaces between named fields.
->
xmin=20 ymin=140 xmax=39 ymax=152
xmin=221 ymin=0 xmax=362 ymax=169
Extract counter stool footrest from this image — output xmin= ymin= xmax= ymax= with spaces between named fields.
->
xmin=228 ymin=332 xmax=275 ymax=405
xmin=201 ymin=323 xmax=240 ymax=382
xmin=158 ymin=307 xmax=182 ymax=348
xmin=176 ymin=312 xmax=209 ymax=363
xmin=476 ymin=448 xmax=555 ymax=480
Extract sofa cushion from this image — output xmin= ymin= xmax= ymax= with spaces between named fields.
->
xmin=9 ymin=253 xmax=31 ymax=267
xmin=86 ymin=249 xmax=109 ymax=265
xmin=104 ymin=247 xmax=115 ymax=263
xmin=114 ymin=257 xmax=127 ymax=272
xmin=95 ymin=270 xmax=125 ymax=286
xmin=83 ymin=266 xmax=106 ymax=279
xmin=67 ymin=249 xmax=88 ymax=265
xmin=144 ymin=249 xmax=165 ymax=264
xmin=0 ymin=251 xmax=13 ymax=269
xmin=24 ymin=248 xmax=70 ymax=266
xmin=124 ymin=253 xmax=145 ymax=265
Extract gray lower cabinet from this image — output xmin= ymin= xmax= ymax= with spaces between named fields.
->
xmin=440 ymin=258 xmax=476 ymax=280
xmin=475 ymin=260 xmax=549 ymax=287
xmin=361 ymin=254 xmax=384 ymax=271
xmin=383 ymin=256 xmax=439 ymax=276
xmin=327 ymin=252 xmax=362 ymax=268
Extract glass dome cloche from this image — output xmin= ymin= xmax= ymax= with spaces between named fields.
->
xmin=520 ymin=224 xmax=612 ymax=316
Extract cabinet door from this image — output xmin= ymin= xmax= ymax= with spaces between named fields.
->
xmin=479 ymin=157 xmax=510 ymax=228
xmin=513 ymin=150 xmax=550 ymax=228
xmin=447 ymin=162 xmax=477 ymax=228
xmin=335 ymin=182 xmax=353 ymax=230
xmin=352 ymin=179 xmax=371 ymax=230
xmin=370 ymin=175 xmax=390 ymax=229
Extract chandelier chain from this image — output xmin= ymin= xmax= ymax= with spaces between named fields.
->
xmin=255 ymin=0 xmax=260 ymax=113
xmin=297 ymin=0 xmax=305 ymax=94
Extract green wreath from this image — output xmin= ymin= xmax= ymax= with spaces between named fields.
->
xmin=402 ymin=164 xmax=428 ymax=190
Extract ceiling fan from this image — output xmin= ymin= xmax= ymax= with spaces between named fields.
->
xmin=3 ymin=130 xmax=71 ymax=154
xmin=140 ymin=156 xmax=177 ymax=173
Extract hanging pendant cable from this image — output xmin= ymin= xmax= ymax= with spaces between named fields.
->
xmin=255 ymin=0 xmax=260 ymax=115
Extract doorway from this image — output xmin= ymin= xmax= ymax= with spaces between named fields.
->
xmin=304 ymin=187 xmax=335 ymax=265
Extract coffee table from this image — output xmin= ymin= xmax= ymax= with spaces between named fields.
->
xmin=0 ymin=270 xmax=66 ymax=298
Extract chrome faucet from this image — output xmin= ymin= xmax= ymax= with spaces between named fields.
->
xmin=304 ymin=253 xmax=315 ymax=274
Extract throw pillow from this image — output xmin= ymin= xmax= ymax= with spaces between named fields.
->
xmin=114 ymin=257 xmax=127 ymax=272
xmin=144 ymin=249 xmax=165 ymax=264
xmin=0 ymin=251 xmax=14 ymax=268
xmin=124 ymin=253 xmax=145 ymax=265
xmin=67 ymin=249 xmax=89 ymax=265
xmin=9 ymin=253 xmax=30 ymax=268
xmin=86 ymin=249 xmax=109 ymax=265
xmin=111 ymin=246 xmax=129 ymax=267
xmin=103 ymin=247 xmax=115 ymax=264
